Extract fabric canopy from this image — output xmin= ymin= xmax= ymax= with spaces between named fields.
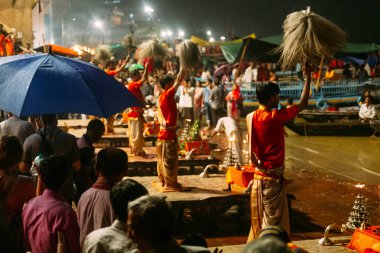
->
xmin=220 ymin=42 xmax=243 ymax=63
xmin=221 ymin=33 xmax=380 ymax=63
xmin=235 ymin=38 xmax=280 ymax=63
xmin=343 ymin=42 xmax=380 ymax=53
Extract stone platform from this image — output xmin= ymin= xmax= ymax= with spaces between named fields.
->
xmin=125 ymin=174 xmax=250 ymax=236
xmin=100 ymin=147 xmax=220 ymax=176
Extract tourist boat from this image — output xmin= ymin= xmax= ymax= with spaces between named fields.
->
xmin=286 ymin=120 xmax=377 ymax=136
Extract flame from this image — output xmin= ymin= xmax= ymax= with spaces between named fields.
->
xmin=229 ymin=136 xmax=235 ymax=142
xmin=355 ymin=184 xmax=365 ymax=189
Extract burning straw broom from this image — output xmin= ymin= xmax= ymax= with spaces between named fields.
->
xmin=94 ymin=45 xmax=112 ymax=65
xmin=136 ymin=40 xmax=170 ymax=62
xmin=277 ymin=6 xmax=346 ymax=69
xmin=122 ymin=34 xmax=136 ymax=49
xmin=176 ymin=40 xmax=201 ymax=70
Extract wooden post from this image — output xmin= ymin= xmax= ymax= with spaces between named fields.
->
xmin=42 ymin=34 xmax=48 ymax=53
xmin=316 ymin=56 xmax=324 ymax=90
xmin=238 ymin=40 xmax=249 ymax=70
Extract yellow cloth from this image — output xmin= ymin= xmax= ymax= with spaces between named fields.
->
xmin=324 ymin=70 xmax=335 ymax=79
xmin=128 ymin=116 xmax=145 ymax=155
xmin=247 ymin=169 xmax=290 ymax=242
xmin=348 ymin=227 xmax=380 ymax=253
xmin=156 ymin=140 xmax=181 ymax=190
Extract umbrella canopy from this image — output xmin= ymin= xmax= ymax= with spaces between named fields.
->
xmin=0 ymin=53 xmax=141 ymax=118
xmin=213 ymin=64 xmax=231 ymax=77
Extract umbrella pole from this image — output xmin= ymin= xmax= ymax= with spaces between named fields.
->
xmin=42 ymin=34 xmax=48 ymax=53
xmin=238 ymin=41 xmax=249 ymax=70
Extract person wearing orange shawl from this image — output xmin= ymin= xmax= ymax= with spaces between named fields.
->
xmin=103 ymin=56 xmax=129 ymax=134
xmin=5 ymin=33 xmax=15 ymax=56
xmin=246 ymin=62 xmax=311 ymax=241
xmin=0 ymin=24 xmax=7 ymax=57
xmin=225 ymin=84 xmax=242 ymax=121
xmin=0 ymin=34 xmax=5 ymax=57
xmin=126 ymin=63 xmax=149 ymax=156
xmin=154 ymin=68 xmax=186 ymax=192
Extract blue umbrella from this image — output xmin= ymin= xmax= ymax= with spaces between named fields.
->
xmin=0 ymin=53 xmax=141 ymax=118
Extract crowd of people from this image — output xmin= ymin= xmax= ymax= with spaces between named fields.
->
xmin=0 ymin=58 xmax=316 ymax=253
xmin=0 ymin=25 xmax=379 ymax=252
xmin=0 ymin=24 xmax=34 ymax=57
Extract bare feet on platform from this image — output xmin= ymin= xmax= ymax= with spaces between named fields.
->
xmin=151 ymin=181 xmax=191 ymax=192
xmin=223 ymin=184 xmax=231 ymax=192
xmin=135 ymin=150 xmax=146 ymax=157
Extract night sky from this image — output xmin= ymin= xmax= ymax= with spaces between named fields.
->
xmin=146 ymin=0 xmax=380 ymax=43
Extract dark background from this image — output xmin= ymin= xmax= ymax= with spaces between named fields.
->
xmin=77 ymin=0 xmax=380 ymax=43
xmin=153 ymin=0 xmax=379 ymax=42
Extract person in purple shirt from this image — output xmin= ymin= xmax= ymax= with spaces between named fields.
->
xmin=77 ymin=147 xmax=128 ymax=247
xmin=22 ymin=155 xmax=80 ymax=253
xmin=75 ymin=119 xmax=105 ymax=203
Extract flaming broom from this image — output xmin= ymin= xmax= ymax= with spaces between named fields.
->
xmin=135 ymin=40 xmax=170 ymax=63
xmin=276 ymin=7 xmax=346 ymax=71
xmin=176 ymin=40 xmax=201 ymax=70
xmin=94 ymin=45 xmax=112 ymax=66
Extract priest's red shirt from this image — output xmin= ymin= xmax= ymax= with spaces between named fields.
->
xmin=157 ymin=86 xmax=177 ymax=140
xmin=251 ymin=105 xmax=298 ymax=170
xmin=104 ymin=69 xmax=117 ymax=76
xmin=127 ymin=80 xmax=144 ymax=118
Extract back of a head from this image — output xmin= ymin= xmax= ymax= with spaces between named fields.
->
xmin=130 ymin=69 xmax=140 ymax=78
xmin=40 ymin=114 xmax=57 ymax=127
xmin=259 ymin=226 xmax=291 ymax=244
xmin=128 ymin=195 xmax=175 ymax=245
xmin=87 ymin=119 xmax=105 ymax=133
xmin=96 ymin=148 xmax=128 ymax=180
xmin=256 ymin=82 xmax=280 ymax=105
xmin=110 ymin=179 xmax=148 ymax=222
xmin=160 ymin=75 xmax=174 ymax=89
xmin=366 ymin=95 xmax=373 ymax=104
xmin=0 ymin=135 xmax=23 ymax=171
xmin=181 ymin=233 xmax=207 ymax=248
xmin=39 ymin=155 xmax=69 ymax=191
xmin=243 ymin=237 xmax=290 ymax=253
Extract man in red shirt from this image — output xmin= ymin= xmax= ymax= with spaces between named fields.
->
xmin=247 ymin=62 xmax=311 ymax=241
xmin=126 ymin=64 xmax=148 ymax=156
xmin=103 ymin=56 xmax=129 ymax=134
xmin=154 ymin=68 xmax=186 ymax=192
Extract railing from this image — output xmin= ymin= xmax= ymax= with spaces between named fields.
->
xmin=233 ymin=78 xmax=380 ymax=103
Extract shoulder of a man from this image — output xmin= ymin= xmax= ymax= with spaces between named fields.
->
xmin=273 ymin=105 xmax=298 ymax=122
xmin=164 ymin=86 xmax=176 ymax=98
xmin=51 ymin=128 xmax=77 ymax=144
xmin=83 ymin=227 xmax=110 ymax=252
xmin=24 ymin=132 xmax=42 ymax=146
